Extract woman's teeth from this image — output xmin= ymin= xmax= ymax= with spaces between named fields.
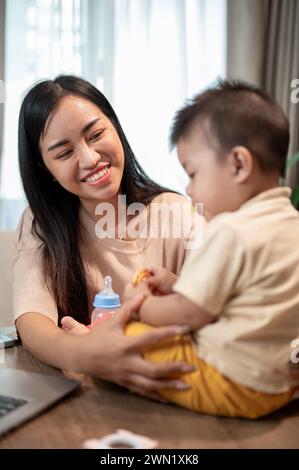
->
xmin=85 ymin=166 xmax=109 ymax=183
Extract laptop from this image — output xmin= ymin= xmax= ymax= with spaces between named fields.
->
xmin=0 ymin=327 xmax=19 ymax=348
xmin=0 ymin=368 xmax=80 ymax=436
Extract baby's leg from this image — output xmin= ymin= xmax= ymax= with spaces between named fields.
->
xmin=125 ymin=322 xmax=294 ymax=418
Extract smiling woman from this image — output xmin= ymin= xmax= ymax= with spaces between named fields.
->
xmin=15 ymin=75 xmax=195 ymax=400
xmin=17 ymin=75 xmax=190 ymax=324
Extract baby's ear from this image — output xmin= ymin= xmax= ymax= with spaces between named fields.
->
xmin=228 ymin=145 xmax=253 ymax=182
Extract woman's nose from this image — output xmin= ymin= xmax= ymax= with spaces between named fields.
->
xmin=79 ymin=143 xmax=100 ymax=168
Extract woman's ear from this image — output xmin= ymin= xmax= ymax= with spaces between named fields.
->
xmin=228 ymin=146 xmax=253 ymax=183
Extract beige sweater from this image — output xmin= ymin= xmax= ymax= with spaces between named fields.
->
xmin=13 ymin=192 xmax=193 ymax=324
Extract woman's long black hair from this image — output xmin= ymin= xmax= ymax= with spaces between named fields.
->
xmin=18 ymin=75 xmax=174 ymax=325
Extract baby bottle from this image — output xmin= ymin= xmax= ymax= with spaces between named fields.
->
xmin=90 ymin=275 xmax=121 ymax=324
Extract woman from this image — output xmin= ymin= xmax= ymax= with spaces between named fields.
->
xmin=15 ymin=75 xmax=194 ymax=400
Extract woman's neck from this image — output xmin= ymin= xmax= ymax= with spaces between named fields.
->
xmin=80 ymin=195 xmax=145 ymax=241
xmin=80 ymin=195 xmax=119 ymax=222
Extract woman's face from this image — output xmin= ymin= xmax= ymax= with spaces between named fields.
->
xmin=39 ymin=95 xmax=125 ymax=214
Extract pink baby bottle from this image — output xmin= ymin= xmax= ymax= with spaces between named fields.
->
xmin=90 ymin=275 xmax=121 ymax=326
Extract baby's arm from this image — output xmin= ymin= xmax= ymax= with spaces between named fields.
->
xmin=139 ymin=292 xmax=214 ymax=330
xmin=124 ymin=268 xmax=214 ymax=330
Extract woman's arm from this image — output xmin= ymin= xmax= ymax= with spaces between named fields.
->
xmin=16 ymin=312 xmax=83 ymax=370
xmin=16 ymin=297 xmax=195 ymax=401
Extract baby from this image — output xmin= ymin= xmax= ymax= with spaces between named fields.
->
xmin=63 ymin=80 xmax=299 ymax=418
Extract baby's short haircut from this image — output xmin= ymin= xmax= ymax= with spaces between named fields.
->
xmin=170 ymin=79 xmax=290 ymax=177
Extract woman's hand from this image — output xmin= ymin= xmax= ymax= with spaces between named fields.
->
xmin=146 ymin=267 xmax=178 ymax=295
xmin=73 ymin=296 xmax=194 ymax=402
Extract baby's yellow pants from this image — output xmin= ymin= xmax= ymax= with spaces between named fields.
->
xmin=126 ymin=322 xmax=294 ymax=419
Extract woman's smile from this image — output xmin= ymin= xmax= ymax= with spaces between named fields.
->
xmin=81 ymin=162 xmax=111 ymax=185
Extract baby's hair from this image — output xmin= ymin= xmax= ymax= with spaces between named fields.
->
xmin=170 ymin=79 xmax=290 ymax=177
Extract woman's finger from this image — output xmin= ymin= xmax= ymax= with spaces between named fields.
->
xmin=125 ymin=372 xmax=191 ymax=392
xmin=61 ymin=316 xmax=89 ymax=335
xmin=107 ymin=296 xmax=144 ymax=328
xmin=126 ymin=324 xmax=191 ymax=351
xmin=128 ymin=386 xmax=169 ymax=403
xmin=128 ymin=356 xmax=196 ymax=379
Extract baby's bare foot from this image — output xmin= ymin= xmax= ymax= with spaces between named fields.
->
xmin=61 ymin=316 xmax=90 ymax=336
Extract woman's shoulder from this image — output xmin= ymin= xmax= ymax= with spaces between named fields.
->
xmin=151 ymin=191 xmax=190 ymax=206
xmin=148 ymin=192 xmax=194 ymax=239
xmin=16 ymin=206 xmax=33 ymax=235
xmin=16 ymin=206 xmax=42 ymax=250
xmin=149 ymin=192 xmax=193 ymax=224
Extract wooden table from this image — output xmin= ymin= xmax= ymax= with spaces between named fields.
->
xmin=1 ymin=344 xmax=299 ymax=449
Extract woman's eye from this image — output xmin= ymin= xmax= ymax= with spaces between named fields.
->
xmin=88 ymin=130 xmax=104 ymax=142
xmin=56 ymin=150 xmax=73 ymax=160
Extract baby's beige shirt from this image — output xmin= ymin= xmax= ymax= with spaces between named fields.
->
xmin=174 ymin=187 xmax=299 ymax=394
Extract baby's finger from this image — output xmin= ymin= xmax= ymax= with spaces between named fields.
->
xmin=147 ymin=276 xmax=163 ymax=287
xmin=146 ymin=267 xmax=159 ymax=275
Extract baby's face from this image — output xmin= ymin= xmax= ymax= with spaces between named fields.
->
xmin=177 ymin=126 xmax=238 ymax=221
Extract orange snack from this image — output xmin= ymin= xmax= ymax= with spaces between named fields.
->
xmin=132 ymin=268 xmax=152 ymax=287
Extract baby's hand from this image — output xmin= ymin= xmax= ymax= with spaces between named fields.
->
xmin=146 ymin=267 xmax=178 ymax=295
xmin=123 ymin=280 xmax=151 ymax=303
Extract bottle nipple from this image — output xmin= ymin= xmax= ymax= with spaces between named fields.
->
xmin=101 ymin=275 xmax=114 ymax=296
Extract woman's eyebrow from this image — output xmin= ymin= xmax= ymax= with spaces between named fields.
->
xmin=47 ymin=117 xmax=101 ymax=152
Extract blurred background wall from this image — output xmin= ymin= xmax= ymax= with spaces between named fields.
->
xmin=0 ymin=0 xmax=298 ymax=229
xmin=227 ymin=0 xmax=299 ymax=187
